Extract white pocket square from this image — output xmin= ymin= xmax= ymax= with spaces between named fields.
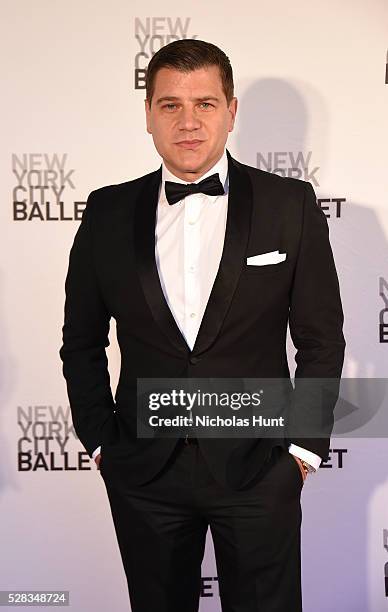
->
xmin=246 ymin=250 xmax=287 ymax=266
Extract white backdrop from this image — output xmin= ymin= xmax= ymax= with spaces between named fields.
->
xmin=1 ymin=1 xmax=388 ymax=610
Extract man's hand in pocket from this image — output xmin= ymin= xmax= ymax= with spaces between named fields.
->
xmin=290 ymin=454 xmax=307 ymax=482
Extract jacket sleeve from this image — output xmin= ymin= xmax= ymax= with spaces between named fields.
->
xmin=59 ymin=190 xmax=116 ymax=458
xmin=287 ymin=181 xmax=346 ymax=461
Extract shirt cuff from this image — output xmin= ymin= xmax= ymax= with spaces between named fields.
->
xmin=92 ymin=446 xmax=101 ymax=460
xmin=288 ymin=443 xmax=322 ymax=471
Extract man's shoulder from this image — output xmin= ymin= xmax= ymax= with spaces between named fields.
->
xmin=232 ymin=155 xmax=308 ymax=198
xmin=87 ymin=167 xmax=160 ymax=203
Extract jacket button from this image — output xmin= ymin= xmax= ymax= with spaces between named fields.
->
xmin=189 ymin=356 xmax=200 ymax=364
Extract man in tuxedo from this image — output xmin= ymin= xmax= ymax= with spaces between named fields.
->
xmin=59 ymin=39 xmax=345 ymax=611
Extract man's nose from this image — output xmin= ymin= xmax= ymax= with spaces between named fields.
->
xmin=178 ymin=107 xmax=201 ymax=131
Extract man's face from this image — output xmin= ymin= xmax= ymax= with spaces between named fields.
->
xmin=145 ymin=65 xmax=237 ymax=182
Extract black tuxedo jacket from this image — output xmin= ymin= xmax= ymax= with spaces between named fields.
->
xmin=59 ymin=149 xmax=345 ymax=490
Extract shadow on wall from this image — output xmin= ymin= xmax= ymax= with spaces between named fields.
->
xmin=234 ymin=77 xmax=328 ymax=172
xmin=234 ymin=77 xmax=388 ymax=380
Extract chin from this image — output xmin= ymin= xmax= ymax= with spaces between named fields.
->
xmin=169 ymin=154 xmax=205 ymax=171
xmin=177 ymin=150 xmax=208 ymax=165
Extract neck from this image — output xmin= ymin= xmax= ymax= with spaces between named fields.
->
xmin=163 ymin=151 xmax=225 ymax=183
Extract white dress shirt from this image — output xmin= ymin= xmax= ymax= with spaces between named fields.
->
xmin=92 ymin=148 xmax=321 ymax=472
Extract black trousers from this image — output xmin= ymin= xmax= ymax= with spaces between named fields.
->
xmin=100 ymin=439 xmax=304 ymax=612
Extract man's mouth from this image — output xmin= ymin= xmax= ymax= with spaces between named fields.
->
xmin=175 ymin=140 xmax=204 ymax=149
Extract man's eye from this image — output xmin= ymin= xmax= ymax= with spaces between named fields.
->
xmin=200 ymin=102 xmax=213 ymax=109
xmin=164 ymin=104 xmax=177 ymax=110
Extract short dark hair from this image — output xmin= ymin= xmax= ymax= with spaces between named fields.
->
xmin=145 ymin=39 xmax=234 ymax=106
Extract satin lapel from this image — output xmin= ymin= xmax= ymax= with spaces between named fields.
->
xmin=134 ymin=166 xmax=190 ymax=354
xmin=133 ymin=150 xmax=253 ymax=358
xmin=191 ymin=150 xmax=253 ymax=356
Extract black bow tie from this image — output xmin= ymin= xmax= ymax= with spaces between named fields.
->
xmin=164 ymin=172 xmax=225 ymax=205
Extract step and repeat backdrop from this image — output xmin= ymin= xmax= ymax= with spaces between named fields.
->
xmin=1 ymin=1 xmax=388 ymax=611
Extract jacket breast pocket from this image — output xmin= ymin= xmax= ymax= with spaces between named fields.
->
xmin=243 ymin=259 xmax=291 ymax=275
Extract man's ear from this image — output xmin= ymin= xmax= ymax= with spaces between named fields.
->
xmin=228 ymin=97 xmax=238 ymax=132
xmin=145 ymin=98 xmax=152 ymax=134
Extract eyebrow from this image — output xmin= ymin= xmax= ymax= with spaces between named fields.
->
xmin=155 ymin=96 xmax=221 ymax=105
